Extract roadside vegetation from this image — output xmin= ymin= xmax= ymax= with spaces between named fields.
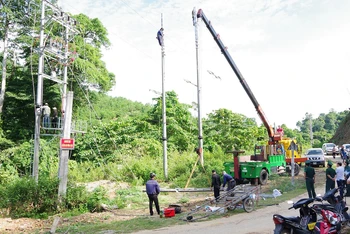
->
xmin=0 ymin=1 xmax=349 ymax=233
xmin=50 ymin=167 xmax=326 ymax=233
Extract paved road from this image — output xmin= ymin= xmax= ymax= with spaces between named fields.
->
xmin=135 ymin=186 xmax=326 ymax=234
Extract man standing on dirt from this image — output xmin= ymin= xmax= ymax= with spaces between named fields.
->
xmin=145 ymin=173 xmax=160 ymax=216
xmin=325 ymin=161 xmax=336 ymax=192
xmin=211 ymin=170 xmax=221 ymax=202
xmin=304 ymin=161 xmax=316 ymax=199
xmin=222 ymin=171 xmax=236 ymax=191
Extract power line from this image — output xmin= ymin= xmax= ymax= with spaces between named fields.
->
xmin=69 ymin=65 xmax=137 ymax=179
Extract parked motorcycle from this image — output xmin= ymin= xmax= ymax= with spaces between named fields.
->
xmin=273 ymin=198 xmax=317 ymax=234
xmin=313 ymin=188 xmax=350 ymax=226
xmin=313 ymin=207 xmax=341 ymax=234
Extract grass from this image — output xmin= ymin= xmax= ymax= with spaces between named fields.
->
xmin=55 ymin=215 xmax=188 ymax=233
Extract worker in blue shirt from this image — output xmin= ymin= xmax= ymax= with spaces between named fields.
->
xmin=145 ymin=172 xmax=160 ymax=216
xmin=222 ymin=171 xmax=236 ymax=191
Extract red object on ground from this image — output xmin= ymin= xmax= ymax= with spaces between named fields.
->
xmin=164 ymin=208 xmax=175 ymax=218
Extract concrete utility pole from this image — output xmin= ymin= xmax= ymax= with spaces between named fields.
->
xmin=160 ymin=14 xmax=168 ymax=180
xmin=192 ymin=8 xmax=204 ymax=166
xmin=309 ymin=114 xmax=313 ymax=147
xmin=58 ymin=91 xmax=73 ymax=198
xmin=33 ymin=0 xmax=46 ymax=182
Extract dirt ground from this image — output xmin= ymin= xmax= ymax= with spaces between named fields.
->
xmin=0 ymin=180 xmax=212 ymax=233
xmin=0 ymin=161 xmax=342 ymax=233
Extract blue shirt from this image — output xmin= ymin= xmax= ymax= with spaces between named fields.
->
xmin=222 ymin=173 xmax=233 ymax=187
xmin=146 ymin=179 xmax=160 ymax=195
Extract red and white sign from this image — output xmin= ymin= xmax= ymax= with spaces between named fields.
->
xmin=60 ymin=138 xmax=75 ymax=149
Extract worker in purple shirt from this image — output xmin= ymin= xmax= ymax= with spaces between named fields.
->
xmin=222 ymin=171 xmax=236 ymax=191
xmin=145 ymin=172 xmax=160 ymax=216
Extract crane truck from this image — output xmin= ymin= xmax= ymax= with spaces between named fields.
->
xmin=194 ymin=9 xmax=306 ymax=185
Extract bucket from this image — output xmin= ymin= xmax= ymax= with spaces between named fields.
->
xmin=164 ymin=208 xmax=175 ymax=218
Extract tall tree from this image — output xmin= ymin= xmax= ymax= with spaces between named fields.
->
xmin=148 ymin=91 xmax=196 ymax=152
xmin=204 ymin=108 xmax=262 ymax=152
xmin=0 ymin=0 xmax=27 ymax=112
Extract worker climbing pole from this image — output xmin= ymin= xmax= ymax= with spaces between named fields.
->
xmin=192 ymin=7 xmax=204 ymax=166
xmin=156 ymin=14 xmax=168 ymax=180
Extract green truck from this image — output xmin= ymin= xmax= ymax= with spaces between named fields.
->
xmin=224 ymin=146 xmax=299 ymax=185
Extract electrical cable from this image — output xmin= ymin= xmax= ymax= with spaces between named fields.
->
xmin=59 ymin=0 xmax=190 ymax=62
xmin=68 ymin=54 xmax=137 ymax=180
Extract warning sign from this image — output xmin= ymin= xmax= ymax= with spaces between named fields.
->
xmin=288 ymin=140 xmax=298 ymax=151
xmin=60 ymin=138 xmax=75 ymax=150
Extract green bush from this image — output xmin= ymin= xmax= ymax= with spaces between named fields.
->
xmin=87 ymin=186 xmax=109 ymax=212
xmin=69 ymin=161 xmax=122 ymax=182
xmin=0 ymin=185 xmax=8 ymax=209
xmin=114 ymin=187 xmax=145 ymax=209
xmin=65 ymin=182 xmax=88 ymax=212
xmin=6 ymin=176 xmax=59 ymax=218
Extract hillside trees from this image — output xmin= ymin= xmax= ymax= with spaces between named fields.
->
xmin=70 ymin=14 xmax=115 ymax=94
xmin=296 ymin=110 xmax=349 ymax=147
xmin=203 ymin=108 xmax=263 ymax=152
xmin=148 ymin=91 xmax=197 ymax=152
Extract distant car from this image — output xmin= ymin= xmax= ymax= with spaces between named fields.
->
xmin=322 ymin=143 xmax=339 ymax=155
xmin=343 ymin=144 xmax=350 ymax=153
xmin=306 ymin=148 xmax=325 ymax=167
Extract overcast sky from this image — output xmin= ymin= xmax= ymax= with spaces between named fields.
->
xmin=58 ymin=0 xmax=350 ymax=129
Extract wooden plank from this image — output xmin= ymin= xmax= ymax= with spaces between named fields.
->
xmin=49 ymin=216 xmax=61 ymax=234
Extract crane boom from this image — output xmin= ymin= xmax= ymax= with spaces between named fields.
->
xmin=196 ymin=9 xmax=280 ymax=144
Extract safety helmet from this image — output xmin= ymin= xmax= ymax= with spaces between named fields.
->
xmin=150 ymin=172 xmax=156 ymax=178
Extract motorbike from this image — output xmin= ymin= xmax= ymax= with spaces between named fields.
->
xmin=313 ymin=207 xmax=341 ymax=234
xmin=313 ymin=188 xmax=350 ymax=226
xmin=273 ymin=198 xmax=318 ymax=234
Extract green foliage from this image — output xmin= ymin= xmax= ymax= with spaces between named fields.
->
xmin=65 ymin=183 xmax=88 ymax=212
xmin=331 ymin=111 xmax=350 ymax=144
xmin=148 ymin=91 xmax=197 ymax=152
xmin=177 ymin=196 xmax=190 ymax=204
xmin=6 ymin=176 xmax=59 ymax=218
xmin=75 ymin=93 xmax=152 ymax=123
xmin=0 ymin=185 xmax=9 ymax=209
xmin=296 ymin=110 xmax=349 ymax=148
xmin=204 ymin=108 xmax=263 ymax=152
xmin=114 ymin=187 xmax=145 ymax=209
xmin=86 ymin=186 xmax=109 ymax=212
xmin=68 ymin=161 xmax=122 ymax=182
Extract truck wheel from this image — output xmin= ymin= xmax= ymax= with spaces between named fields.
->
xmin=243 ymin=197 xmax=254 ymax=213
xmin=287 ymin=163 xmax=300 ymax=176
xmin=294 ymin=163 xmax=300 ymax=176
xmin=259 ymin=169 xmax=268 ymax=185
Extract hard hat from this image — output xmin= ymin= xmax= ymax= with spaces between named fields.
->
xmin=150 ymin=172 xmax=156 ymax=178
